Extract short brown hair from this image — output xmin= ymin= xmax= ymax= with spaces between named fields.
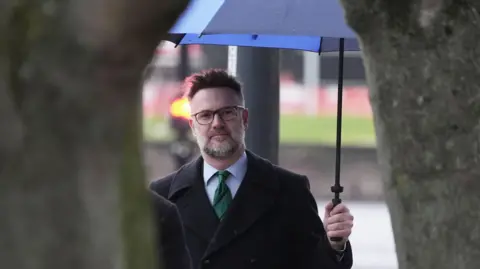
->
xmin=184 ymin=69 xmax=243 ymax=101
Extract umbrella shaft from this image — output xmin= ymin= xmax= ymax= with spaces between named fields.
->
xmin=334 ymin=38 xmax=345 ymax=187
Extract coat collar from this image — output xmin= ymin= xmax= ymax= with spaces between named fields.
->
xmin=168 ymin=150 xmax=280 ymax=257
xmin=168 ymin=150 xmax=278 ymax=199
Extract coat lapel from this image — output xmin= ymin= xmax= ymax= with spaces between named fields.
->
xmin=168 ymin=156 xmax=219 ymax=242
xmin=203 ymin=151 xmax=279 ymax=258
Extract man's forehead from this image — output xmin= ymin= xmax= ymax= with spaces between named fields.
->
xmin=190 ymin=87 xmax=242 ymax=110
xmin=192 ymin=87 xmax=236 ymax=99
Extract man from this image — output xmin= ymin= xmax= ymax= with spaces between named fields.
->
xmin=151 ymin=191 xmax=192 ymax=269
xmin=150 ymin=69 xmax=354 ymax=269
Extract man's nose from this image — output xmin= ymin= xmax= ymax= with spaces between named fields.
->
xmin=211 ymin=114 xmax=225 ymax=128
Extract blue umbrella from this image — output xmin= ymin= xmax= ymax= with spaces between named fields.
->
xmin=169 ymin=0 xmax=359 ymax=52
xmin=167 ymin=0 xmax=361 ymax=240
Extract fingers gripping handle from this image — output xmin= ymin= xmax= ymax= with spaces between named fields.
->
xmin=329 ymin=189 xmax=343 ymax=242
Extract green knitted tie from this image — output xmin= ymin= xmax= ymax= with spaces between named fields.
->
xmin=213 ymin=170 xmax=232 ymax=220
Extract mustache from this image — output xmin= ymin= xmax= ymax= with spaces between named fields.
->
xmin=208 ymin=130 xmax=230 ymax=137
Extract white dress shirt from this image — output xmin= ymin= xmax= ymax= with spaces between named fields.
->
xmin=203 ymin=151 xmax=248 ymax=204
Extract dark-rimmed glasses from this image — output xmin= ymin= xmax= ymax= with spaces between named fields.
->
xmin=191 ymin=105 xmax=245 ymax=125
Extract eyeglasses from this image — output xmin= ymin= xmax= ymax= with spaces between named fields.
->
xmin=191 ymin=105 xmax=245 ymax=125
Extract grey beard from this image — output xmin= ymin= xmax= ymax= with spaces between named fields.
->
xmin=203 ymin=142 xmax=239 ymax=159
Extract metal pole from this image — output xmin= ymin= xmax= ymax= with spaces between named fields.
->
xmin=171 ymin=45 xmax=192 ymax=170
xmin=235 ymin=47 xmax=280 ymax=164
xmin=303 ymin=51 xmax=319 ymax=115
xmin=177 ymin=45 xmax=189 ymax=80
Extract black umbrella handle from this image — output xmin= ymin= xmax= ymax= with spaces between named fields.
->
xmin=329 ymin=189 xmax=344 ymax=242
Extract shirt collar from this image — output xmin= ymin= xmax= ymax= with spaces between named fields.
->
xmin=203 ymin=151 xmax=248 ymax=185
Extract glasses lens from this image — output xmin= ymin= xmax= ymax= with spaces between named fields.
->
xmin=196 ymin=111 xmax=213 ymax=124
xmin=220 ymin=107 xmax=238 ymax=121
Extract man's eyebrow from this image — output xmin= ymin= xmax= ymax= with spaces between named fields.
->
xmin=192 ymin=105 xmax=237 ymax=114
xmin=202 ymin=105 xmax=236 ymax=110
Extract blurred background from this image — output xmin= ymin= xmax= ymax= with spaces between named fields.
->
xmin=142 ymin=43 xmax=396 ymax=269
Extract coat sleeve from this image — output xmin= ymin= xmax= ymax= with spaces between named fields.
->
xmin=290 ymin=176 xmax=353 ymax=269
xmin=156 ymin=197 xmax=193 ymax=269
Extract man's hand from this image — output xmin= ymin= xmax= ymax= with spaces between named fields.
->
xmin=324 ymin=202 xmax=354 ymax=250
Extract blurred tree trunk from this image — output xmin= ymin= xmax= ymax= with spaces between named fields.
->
xmin=0 ymin=0 xmax=189 ymax=269
xmin=340 ymin=0 xmax=480 ymax=268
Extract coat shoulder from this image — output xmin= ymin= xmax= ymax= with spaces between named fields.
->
xmin=150 ymin=191 xmax=175 ymax=216
xmin=270 ymin=162 xmax=311 ymax=190
xmin=249 ymin=151 xmax=312 ymax=192
xmin=149 ymin=171 xmax=177 ymax=197
xmin=149 ymin=159 xmax=197 ymax=198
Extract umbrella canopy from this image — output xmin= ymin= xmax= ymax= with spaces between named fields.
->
xmin=166 ymin=0 xmax=362 ymax=241
xmin=168 ymin=0 xmax=360 ymax=52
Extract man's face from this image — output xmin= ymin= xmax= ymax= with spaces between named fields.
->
xmin=189 ymin=87 xmax=248 ymax=159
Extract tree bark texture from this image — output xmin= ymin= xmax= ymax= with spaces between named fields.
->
xmin=0 ymin=0 xmax=189 ymax=269
xmin=339 ymin=0 xmax=480 ymax=268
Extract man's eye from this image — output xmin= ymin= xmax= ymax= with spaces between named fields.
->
xmin=222 ymin=109 xmax=236 ymax=115
xmin=198 ymin=112 xmax=212 ymax=119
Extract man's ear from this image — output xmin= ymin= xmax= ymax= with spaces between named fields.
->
xmin=189 ymin=119 xmax=196 ymax=136
xmin=242 ymin=109 xmax=249 ymax=129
